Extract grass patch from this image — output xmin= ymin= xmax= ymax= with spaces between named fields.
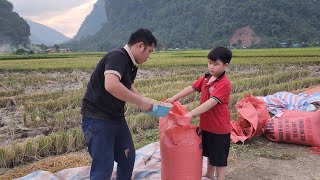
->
xmin=231 ymin=136 xmax=305 ymax=160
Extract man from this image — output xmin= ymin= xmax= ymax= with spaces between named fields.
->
xmin=81 ymin=28 xmax=157 ymax=180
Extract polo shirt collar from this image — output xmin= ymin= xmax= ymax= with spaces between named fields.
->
xmin=216 ymin=71 xmax=226 ymax=81
xmin=124 ymin=44 xmax=138 ymax=66
xmin=205 ymin=71 xmax=225 ymax=81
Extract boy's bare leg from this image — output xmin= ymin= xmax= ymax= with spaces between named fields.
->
xmin=216 ymin=166 xmax=227 ymax=180
xmin=204 ymin=159 xmax=216 ymax=180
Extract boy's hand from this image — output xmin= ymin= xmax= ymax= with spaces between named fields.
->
xmin=164 ymin=97 xmax=176 ymax=103
xmin=184 ymin=112 xmax=193 ymax=118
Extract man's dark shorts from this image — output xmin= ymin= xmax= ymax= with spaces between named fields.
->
xmin=202 ymin=130 xmax=231 ymax=167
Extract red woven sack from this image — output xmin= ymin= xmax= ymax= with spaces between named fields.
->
xmin=231 ymin=95 xmax=270 ymax=143
xmin=159 ymin=102 xmax=202 ymax=180
xmin=264 ymin=110 xmax=320 ymax=147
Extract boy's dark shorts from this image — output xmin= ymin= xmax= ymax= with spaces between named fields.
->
xmin=202 ymin=130 xmax=231 ymax=167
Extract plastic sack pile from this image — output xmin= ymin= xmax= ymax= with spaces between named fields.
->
xmin=231 ymin=86 xmax=320 ymax=152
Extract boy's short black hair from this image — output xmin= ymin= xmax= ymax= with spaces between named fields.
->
xmin=128 ymin=28 xmax=157 ymax=47
xmin=207 ymin=47 xmax=232 ymax=64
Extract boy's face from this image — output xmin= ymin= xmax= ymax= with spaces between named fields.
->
xmin=207 ymin=59 xmax=228 ymax=76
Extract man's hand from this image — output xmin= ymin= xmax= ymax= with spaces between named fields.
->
xmin=138 ymin=97 xmax=153 ymax=112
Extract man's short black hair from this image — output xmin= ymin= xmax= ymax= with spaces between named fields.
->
xmin=128 ymin=28 xmax=157 ymax=47
xmin=207 ymin=47 xmax=232 ymax=64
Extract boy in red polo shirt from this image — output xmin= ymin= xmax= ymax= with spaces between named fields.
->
xmin=165 ymin=47 xmax=232 ymax=180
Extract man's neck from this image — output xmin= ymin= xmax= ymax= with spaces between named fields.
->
xmin=123 ymin=44 xmax=138 ymax=66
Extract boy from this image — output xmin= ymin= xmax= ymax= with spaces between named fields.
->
xmin=81 ymin=28 xmax=157 ymax=180
xmin=165 ymin=47 xmax=232 ymax=180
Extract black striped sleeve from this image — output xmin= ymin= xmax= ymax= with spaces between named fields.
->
xmin=211 ymin=96 xmax=222 ymax=104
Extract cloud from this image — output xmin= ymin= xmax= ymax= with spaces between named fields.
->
xmin=9 ymin=0 xmax=89 ymax=15
xmin=9 ymin=0 xmax=97 ymax=38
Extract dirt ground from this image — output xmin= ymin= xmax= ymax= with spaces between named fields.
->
xmin=228 ymin=154 xmax=320 ymax=180
xmin=227 ymin=138 xmax=320 ymax=180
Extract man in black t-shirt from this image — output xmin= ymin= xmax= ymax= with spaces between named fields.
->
xmin=81 ymin=28 xmax=157 ymax=180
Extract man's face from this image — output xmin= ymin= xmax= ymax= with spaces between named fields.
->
xmin=136 ymin=43 xmax=154 ymax=64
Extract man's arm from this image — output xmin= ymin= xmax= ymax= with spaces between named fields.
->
xmin=130 ymin=84 xmax=141 ymax=96
xmin=186 ymin=98 xmax=218 ymax=117
xmin=105 ymin=73 xmax=152 ymax=111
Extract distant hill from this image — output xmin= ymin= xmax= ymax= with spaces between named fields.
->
xmin=73 ymin=0 xmax=107 ymax=40
xmin=26 ymin=19 xmax=70 ymax=46
xmin=66 ymin=0 xmax=320 ymax=51
xmin=0 ymin=0 xmax=30 ymax=50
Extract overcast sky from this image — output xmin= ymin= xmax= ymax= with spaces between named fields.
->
xmin=8 ymin=0 xmax=97 ymax=38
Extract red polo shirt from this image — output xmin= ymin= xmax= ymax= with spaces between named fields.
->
xmin=192 ymin=72 xmax=231 ymax=134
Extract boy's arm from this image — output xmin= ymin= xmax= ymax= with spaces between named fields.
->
xmin=165 ymin=86 xmax=196 ymax=103
xmin=186 ymin=98 xmax=218 ymax=117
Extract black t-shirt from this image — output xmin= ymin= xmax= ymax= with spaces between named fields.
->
xmin=81 ymin=48 xmax=138 ymax=120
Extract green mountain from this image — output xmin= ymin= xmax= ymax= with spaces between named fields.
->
xmin=0 ymin=0 xmax=30 ymax=49
xmin=66 ymin=0 xmax=320 ymax=51
xmin=73 ymin=0 xmax=108 ymax=40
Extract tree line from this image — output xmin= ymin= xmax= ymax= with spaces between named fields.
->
xmin=65 ymin=0 xmax=320 ymax=51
